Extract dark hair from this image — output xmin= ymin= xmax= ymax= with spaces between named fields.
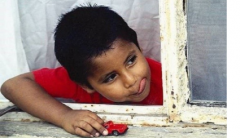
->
xmin=54 ymin=4 xmax=140 ymax=88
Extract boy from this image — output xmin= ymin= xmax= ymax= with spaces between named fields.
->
xmin=1 ymin=4 xmax=163 ymax=137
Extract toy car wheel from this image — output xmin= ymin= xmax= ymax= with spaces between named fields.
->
xmin=113 ymin=130 xmax=119 ymax=136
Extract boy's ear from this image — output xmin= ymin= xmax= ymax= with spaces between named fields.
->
xmin=80 ymin=84 xmax=95 ymax=94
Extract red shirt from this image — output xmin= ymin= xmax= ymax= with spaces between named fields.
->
xmin=33 ymin=58 xmax=163 ymax=105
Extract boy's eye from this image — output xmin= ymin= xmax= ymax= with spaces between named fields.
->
xmin=127 ymin=55 xmax=137 ymax=65
xmin=103 ymin=73 xmax=117 ymax=83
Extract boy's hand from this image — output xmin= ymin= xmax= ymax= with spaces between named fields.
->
xmin=61 ymin=110 xmax=108 ymax=137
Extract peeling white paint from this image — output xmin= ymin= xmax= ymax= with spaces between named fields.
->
xmin=0 ymin=0 xmax=227 ymax=128
xmin=160 ymin=0 xmax=226 ymax=125
xmin=63 ymin=103 xmax=167 ymax=115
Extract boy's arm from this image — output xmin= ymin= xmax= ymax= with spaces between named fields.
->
xmin=0 ymin=72 xmax=108 ymax=137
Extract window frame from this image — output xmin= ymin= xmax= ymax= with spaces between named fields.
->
xmin=0 ymin=0 xmax=227 ymax=126
xmin=159 ymin=0 xmax=226 ymax=125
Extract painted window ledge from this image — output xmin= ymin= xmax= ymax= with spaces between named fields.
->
xmin=0 ymin=0 xmax=226 ymax=127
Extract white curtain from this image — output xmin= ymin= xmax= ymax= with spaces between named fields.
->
xmin=0 ymin=0 xmax=29 ymax=101
xmin=0 ymin=0 xmax=160 ymax=101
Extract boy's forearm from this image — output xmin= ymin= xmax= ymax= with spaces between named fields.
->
xmin=0 ymin=74 xmax=71 ymax=128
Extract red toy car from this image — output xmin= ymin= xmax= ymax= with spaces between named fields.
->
xmin=103 ymin=121 xmax=128 ymax=136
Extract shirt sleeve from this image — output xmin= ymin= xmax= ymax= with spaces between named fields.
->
xmin=32 ymin=67 xmax=82 ymax=100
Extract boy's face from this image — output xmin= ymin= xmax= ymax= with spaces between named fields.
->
xmin=85 ymin=39 xmax=151 ymax=103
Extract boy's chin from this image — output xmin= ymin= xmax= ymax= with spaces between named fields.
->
xmin=113 ymin=101 xmax=133 ymax=105
xmin=114 ymin=97 xmax=146 ymax=104
xmin=132 ymin=89 xmax=150 ymax=102
xmin=128 ymin=94 xmax=149 ymax=103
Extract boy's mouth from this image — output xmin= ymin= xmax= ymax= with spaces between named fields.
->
xmin=133 ymin=78 xmax=146 ymax=95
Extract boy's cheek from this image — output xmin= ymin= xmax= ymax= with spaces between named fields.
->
xmin=136 ymin=58 xmax=150 ymax=76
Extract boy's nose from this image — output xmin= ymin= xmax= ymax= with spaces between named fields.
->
xmin=122 ymin=71 xmax=136 ymax=88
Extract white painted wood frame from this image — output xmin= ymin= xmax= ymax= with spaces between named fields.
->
xmin=0 ymin=0 xmax=227 ymax=126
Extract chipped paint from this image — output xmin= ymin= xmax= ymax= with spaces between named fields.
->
xmin=160 ymin=0 xmax=226 ymax=126
xmin=0 ymin=0 xmax=226 ymax=129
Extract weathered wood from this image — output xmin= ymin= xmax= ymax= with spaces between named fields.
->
xmin=0 ymin=1 xmax=227 ymax=136
xmin=159 ymin=0 xmax=227 ymax=125
xmin=0 ymin=112 xmax=169 ymax=127
xmin=0 ymin=120 xmax=226 ymax=138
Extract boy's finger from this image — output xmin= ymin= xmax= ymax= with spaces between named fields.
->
xmin=87 ymin=112 xmax=104 ymax=124
xmin=85 ymin=117 xmax=108 ymax=136
xmin=78 ymin=121 xmax=98 ymax=136
xmin=74 ymin=127 xmax=92 ymax=137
